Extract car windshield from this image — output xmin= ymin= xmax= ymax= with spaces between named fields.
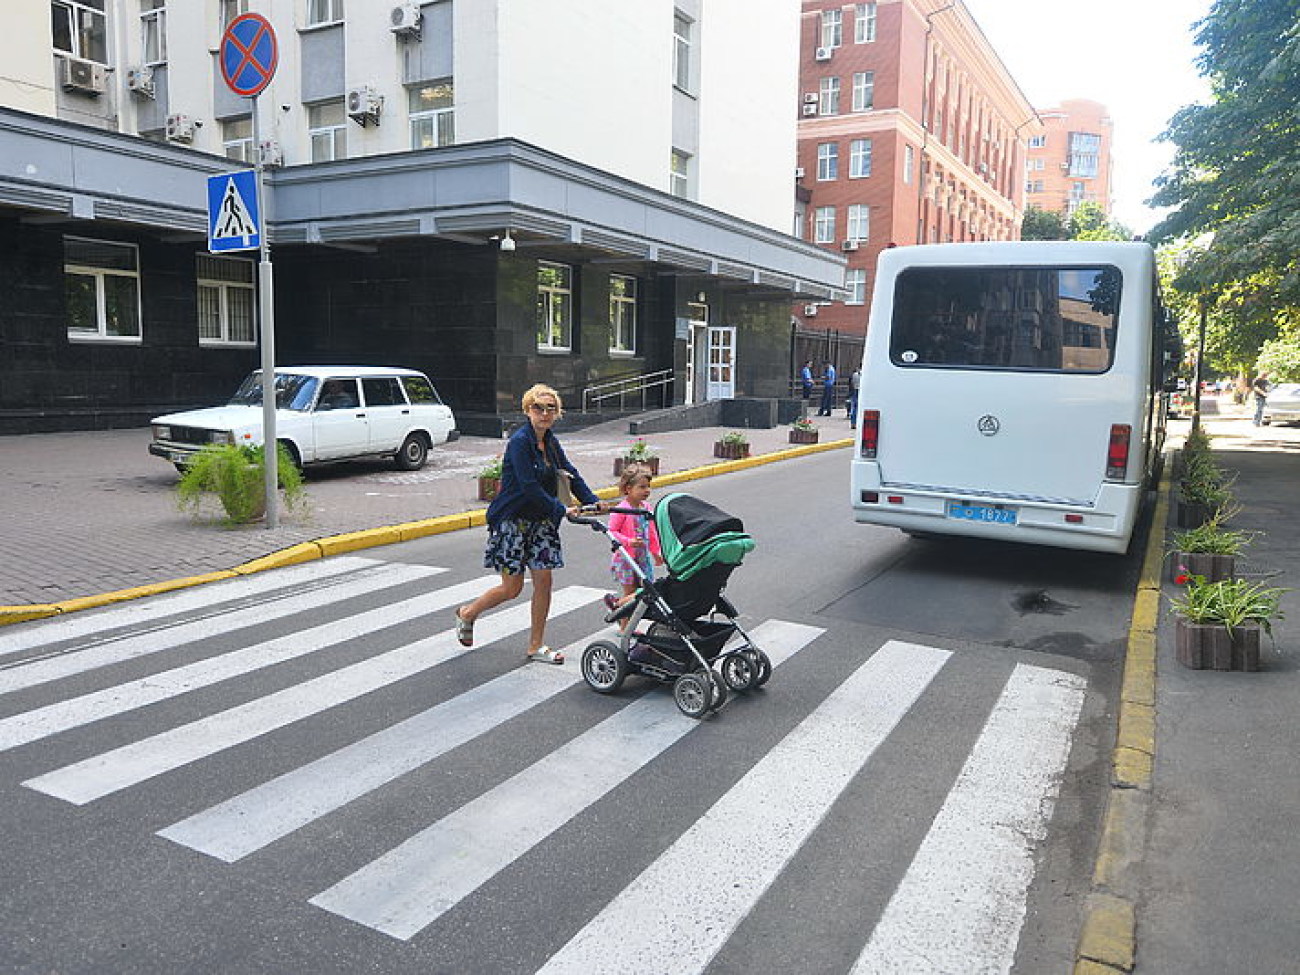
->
xmin=228 ymin=372 xmax=319 ymax=411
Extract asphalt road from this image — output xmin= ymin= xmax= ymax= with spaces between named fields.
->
xmin=0 ymin=450 xmax=1140 ymax=974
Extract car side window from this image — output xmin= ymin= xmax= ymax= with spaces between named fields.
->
xmin=316 ymin=378 xmax=360 ymax=411
xmin=401 ymin=375 xmax=442 ymax=404
xmin=362 ymin=377 xmax=405 ymax=407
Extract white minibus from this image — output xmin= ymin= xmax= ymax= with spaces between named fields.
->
xmin=850 ymin=241 xmax=1172 ymax=554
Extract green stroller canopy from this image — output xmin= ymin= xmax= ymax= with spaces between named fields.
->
xmin=654 ymin=493 xmax=755 ymax=581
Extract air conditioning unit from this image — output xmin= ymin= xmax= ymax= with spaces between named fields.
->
xmin=258 ymin=139 xmax=284 ymax=167
xmin=126 ymin=64 xmax=155 ymax=98
xmin=804 ymin=304 xmax=819 ymax=317
xmin=165 ymin=113 xmax=195 ymax=143
xmin=60 ymin=57 xmax=106 ymax=96
xmin=802 ymin=104 xmax=818 ymax=117
xmin=803 ymin=92 xmax=819 ymax=104
xmin=794 ymin=167 xmax=805 ymax=179
xmin=814 ymin=46 xmax=832 ymax=61
xmin=389 ymin=2 xmax=421 ymax=36
xmin=978 ymin=161 xmax=988 ymax=174
xmin=1060 ymin=162 xmax=1071 ymax=170
xmin=346 ymin=85 xmax=383 ymax=125
xmin=842 ymin=240 xmax=860 ymax=252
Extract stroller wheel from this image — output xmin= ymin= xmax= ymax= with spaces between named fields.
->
xmin=752 ymin=649 xmax=773 ymax=687
xmin=672 ymin=670 xmax=713 ymax=719
xmin=708 ymin=670 xmax=729 ymax=711
xmin=720 ymin=651 xmax=758 ymax=693
xmin=582 ymin=640 xmax=629 ymax=694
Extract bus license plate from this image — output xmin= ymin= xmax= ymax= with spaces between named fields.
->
xmin=948 ymin=502 xmax=1016 ymax=525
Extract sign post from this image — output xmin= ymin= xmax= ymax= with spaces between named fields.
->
xmin=217 ymin=14 xmax=280 ymax=528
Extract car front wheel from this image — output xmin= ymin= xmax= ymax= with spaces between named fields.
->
xmin=394 ymin=434 xmax=429 ymax=471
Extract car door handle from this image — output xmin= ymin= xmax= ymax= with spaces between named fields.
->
xmin=401 ymin=409 xmax=410 ymax=415
xmin=355 ymin=412 xmax=366 ymax=418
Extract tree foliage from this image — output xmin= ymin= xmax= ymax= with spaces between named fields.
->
xmin=1021 ymin=205 xmax=1068 ymax=240
xmin=1020 ymin=201 xmax=1130 ymax=242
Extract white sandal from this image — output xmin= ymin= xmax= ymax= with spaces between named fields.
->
xmin=527 ymin=645 xmax=564 ymax=665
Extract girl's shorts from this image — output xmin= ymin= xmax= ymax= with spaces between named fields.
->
xmin=484 ymin=517 xmax=564 ymax=574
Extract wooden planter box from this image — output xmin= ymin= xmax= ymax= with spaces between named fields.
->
xmin=1171 ymin=551 xmax=1236 ymax=584
xmin=788 ymin=429 xmax=819 ymax=445
xmin=477 ymin=476 xmax=501 ymax=502
xmin=613 ymin=456 xmax=660 ymax=477
xmin=1176 ymin=500 xmax=1213 ymax=528
xmin=713 ymin=441 xmax=751 ymax=460
xmin=1175 ymin=618 xmax=1260 ymax=671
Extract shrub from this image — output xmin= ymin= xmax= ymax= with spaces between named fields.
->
xmin=1170 ymin=574 xmax=1285 ymax=637
xmin=177 ymin=442 xmax=305 ymax=525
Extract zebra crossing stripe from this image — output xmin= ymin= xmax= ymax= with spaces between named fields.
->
xmin=533 ymin=640 xmax=952 ymax=975
xmin=850 ymin=664 xmax=1087 ymax=975
xmin=0 ymin=562 xmax=446 ymax=694
xmin=0 ymin=575 xmax=489 ymax=753
xmin=308 ymin=620 xmax=825 ymax=940
xmin=0 ymin=556 xmax=391 ymax=659
xmin=159 ymin=627 xmax=620 ymax=862
xmin=22 ymin=587 xmax=605 ymax=805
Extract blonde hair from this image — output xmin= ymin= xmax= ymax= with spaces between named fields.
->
xmin=618 ymin=464 xmax=652 ymax=495
xmin=521 ymin=383 xmax=563 ymax=417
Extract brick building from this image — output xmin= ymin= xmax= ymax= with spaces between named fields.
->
xmin=1024 ymin=98 xmax=1115 ymax=220
xmin=794 ymin=0 xmax=1038 ymax=338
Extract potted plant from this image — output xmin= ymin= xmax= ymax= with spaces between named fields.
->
xmin=713 ymin=430 xmax=751 ymax=460
xmin=1177 ymin=453 xmax=1233 ymax=528
xmin=176 ymin=442 xmax=305 ymax=525
xmin=1169 ymin=573 xmax=1285 ymax=671
xmin=788 ymin=416 xmax=819 ymax=445
xmin=614 ymin=438 xmax=660 ymax=477
xmin=477 ymin=455 xmax=503 ymax=502
xmin=1168 ymin=508 xmax=1250 ymax=583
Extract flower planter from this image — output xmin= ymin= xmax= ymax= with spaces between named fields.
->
xmin=1176 ymin=500 xmax=1213 ymax=528
xmin=788 ymin=429 xmax=819 ymax=445
xmin=1175 ymin=618 xmax=1260 ymax=671
xmin=613 ymin=456 xmax=660 ymax=477
xmin=477 ymin=476 xmax=501 ymax=502
xmin=713 ymin=441 xmax=750 ymax=460
xmin=1171 ymin=551 xmax=1236 ymax=584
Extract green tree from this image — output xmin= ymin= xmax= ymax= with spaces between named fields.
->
xmin=1068 ymin=201 xmax=1131 ymax=241
xmin=1021 ymin=205 xmax=1068 ymax=240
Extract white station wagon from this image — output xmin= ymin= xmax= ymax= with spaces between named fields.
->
xmin=149 ymin=366 xmax=458 ymax=471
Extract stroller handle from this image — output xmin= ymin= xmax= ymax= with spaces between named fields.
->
xmin=565 ymin=503 xmax=652 ymax=531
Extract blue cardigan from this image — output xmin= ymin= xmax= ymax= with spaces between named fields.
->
xmin=486 ymin=423 xmax=599 ymax=527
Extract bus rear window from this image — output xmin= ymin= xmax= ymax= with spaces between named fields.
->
xmin=889 ymin=265 xmax=1121 ymax=372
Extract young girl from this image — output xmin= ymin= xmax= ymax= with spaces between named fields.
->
xmin=604 ymin=465 xmax=664 ymax=622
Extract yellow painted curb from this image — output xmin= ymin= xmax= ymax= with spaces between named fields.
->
xmin=1091 ymin=787 xmax=1148 ymax=891
xmin=1076 ymin=893 xmax=1136 ymax=971
xmin=394 ymin=512 xmax=473 ymax=541
xmin=1075 ymin=958 xmax=1126 ymax=975
xmin=53 ymin=571 xmax=241 ymax=615
xmin=1112 ymin=747 xmax=1153 ymax=790
xmin=1116 ymin=702 xmax=1155 ymax=756
xmin=0 ymin=605 xmax=62 ymax=625
xmin=315 ymin=526 xmax=404 ymax=557
xmin=234 ymin=543 xmax=323 ymax=575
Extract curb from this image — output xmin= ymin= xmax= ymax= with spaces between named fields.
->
xmin=0 ymin=439 xmax=852 ymax=627
xmin=1073 ymin=456 xmax=1170 ymax=974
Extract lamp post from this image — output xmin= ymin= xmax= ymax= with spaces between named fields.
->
xmin=1191 ymin=293 xmax=1209 ymax=434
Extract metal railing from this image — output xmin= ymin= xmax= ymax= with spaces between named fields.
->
xmin=581 ymin=369 xmax=675 ymax=413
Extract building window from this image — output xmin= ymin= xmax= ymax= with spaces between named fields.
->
xmin=409 ymin=81 xmax=455 ymax=149
xmin=222 ymin=117 xmax=253 ymax=163
xmin=307 ymin=0 xmax=343 ymax=27
xmin=847 ymin=204 xmax=870 ymax=242
xmin=852 ymin=71 xmax=874 ymax=112
xmin=855 ymin=3 xmax=877 ymax=43
xmin=849 ymin=138 xmax=872 ymax=178
xmin=814 ymin=206 xmax=835 ymax=244
xmin=819 ymin=77 xmax=840 ymax=115
xmin=140 ymin=0 xmax=165 ymax=64
xmin=308 ymin=101 xmax=347 ymax=162
xmin=1028 ymin=134 xmax=1046 ymax=149
xmin=609 ymin=275 xmax=638 ymax=354
xmin=197 ymin=255 xmax=255 ymax=345
xmin=670 ymin=149 xmax=691 ymax=198
xmin=220 ymin=0 xmax=249 ymax=27
xmin=1026 ymin=179 xmax=1045 ymax=193
xmin=1068 ymin=132 xmax=1101 ymax=177
xmin=537 ymin=262 xmax=573 ymax=352
xmin=673 ymin=11 xmax=692 ymax=92
xmin=51 ymin=0 xmax=108 ymax=63
xmin=819 ymin=9 xmax=842 ymax=49
xmin=816 ymin=142 xmax=838 ymax=181
xmin=904 ymin=144 xmax=914 ymax=183
xmin=64 ymin=237 xmax=141 ymax=341
xmin=846 ymin=268 xmax=867 ymax=305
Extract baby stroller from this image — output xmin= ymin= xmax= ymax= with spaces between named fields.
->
xmin=568 ymin=492 xmax=771 ymax=719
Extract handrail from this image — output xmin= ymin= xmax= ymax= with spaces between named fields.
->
xmin=582 ymin=369 xmax=675 ymax=412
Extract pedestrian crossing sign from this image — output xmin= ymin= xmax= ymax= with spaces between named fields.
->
xmin=207 ymin=170 xmax=261 ymax=253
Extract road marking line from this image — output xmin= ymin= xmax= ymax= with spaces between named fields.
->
xmin=309 ymin=620 xmax=824 ymax=940
xmin=534 ymin=640 xmax=952 ymax=974
xmin=850 ymin=664 xmax=1087 ymax=975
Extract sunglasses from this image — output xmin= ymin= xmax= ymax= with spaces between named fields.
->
xmin=529 ymin=403 xmax=559 ymax=415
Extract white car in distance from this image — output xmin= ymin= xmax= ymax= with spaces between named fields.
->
xmin=149 ymin=366 xmax=457 ymax=471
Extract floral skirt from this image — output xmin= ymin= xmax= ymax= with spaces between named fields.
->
xmin=484 ymin=517 xmax=564 ymax=574
xmin=611 ymin=550 xmax=654 ymax=587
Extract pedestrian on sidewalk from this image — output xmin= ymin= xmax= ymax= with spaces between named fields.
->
xmin=454 ymin=384 xmax=601 ymax=665
xmin=847 ymin=367 xmax=861 ymax=427
xmin=817 ymin=361 xmax=837 ymax=416
xmin=800 ymin=360 xmax=814 ymax=404
xmin=1251 ymin=371 xmax=1271 ymax=426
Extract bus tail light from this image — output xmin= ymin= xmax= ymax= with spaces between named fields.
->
xmin=1105 ymin=424 xmax=1131 ymax=480
xmin=860 ymin=410 xmax=880 ymax=458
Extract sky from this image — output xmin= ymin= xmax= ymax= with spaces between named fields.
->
xmin=961 ymin=0 xmax=1214 ymax=235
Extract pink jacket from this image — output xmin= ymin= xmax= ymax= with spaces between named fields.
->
xmin=608 ymin=502 xmax=662 ymax=561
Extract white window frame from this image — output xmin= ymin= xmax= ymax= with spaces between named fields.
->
xmin=140 ymin=0 xmax=166 ymax=65
xmin=308 ymin=101 xmax=347 ymax=162
xmin=197 ymin=255 xmax=256 ymax=347
xmin=222 ymin=117 xmax=253 ymax=163
xmin=609 ymin=274 xmax=638 ymax=355
xmin=307 ymin=0 xmax=343 ymax=27
xmin=409 ymin=81 xmax=455 ymax=149
xmin=51 ymin=0 xmax=108 ymax=63
xmin=220 ymin=0 xmax=249 ymax=28
xmin=849 ymin=138 xmax=872 ymax=178
xmin=1028 ymin=134 xmax=1047 ymax=149
xmin=537 ymin=262 xmax=573 ymax=352
xmin=855 ymin=3 xmax=877 ymax=43
xmin=670 ymin=149 xmax=691 ymax=198
xmin=819 ymin=9 xmax=842 ymax=49
xmin=846 ymin=268 xmax=867 ymax=305
xmin=816 ymin=142 xmax=838 ymax=181
xmin=852 ymin=70 xmax=874 ymax=112
xmin=814 ymin=206 xmax=835 ymax=244
xmin=903 ymin=144 xmax=914 ymax=184
xmin=673 ymin=11 xmax=693 ymax=93
xmin=847 ymin=203 xmax=870 ymax=243
xmin=64 ymin=237 xmax=142 ymax=343
xmin=818 ymin=77 xmax=840 ymax=115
